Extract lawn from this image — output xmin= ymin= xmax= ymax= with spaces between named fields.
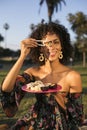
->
xmin=0 ymin=62 xmax=87 ymax=126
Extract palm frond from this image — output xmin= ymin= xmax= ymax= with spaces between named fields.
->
xmin=39 ymin=0 xmax=45 ymax=6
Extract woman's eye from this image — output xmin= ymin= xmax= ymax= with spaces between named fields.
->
xmin=44 ymin=39 xmax=60 ymax=46
xmin=54 ymin=40 xmax=59 ymax=44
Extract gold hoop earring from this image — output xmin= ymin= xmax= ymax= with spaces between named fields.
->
xmin=39 ymin=53 xmax=45 ymax=62
xmin=59 ymin=51 xmax=63 ymax=59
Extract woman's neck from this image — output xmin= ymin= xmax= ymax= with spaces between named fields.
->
xmin=41 ymin=59 xmax=62 ymax=73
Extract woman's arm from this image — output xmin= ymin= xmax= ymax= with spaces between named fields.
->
xmin=66 ymin=70 xmax=83 ymax=126
xmin=2 ymin=57 xmax=25 ymax=92
xmin=67 ymin=70 xmax=82 ymax=93
xmin=2 ymin=38 xmax=37 ymax=92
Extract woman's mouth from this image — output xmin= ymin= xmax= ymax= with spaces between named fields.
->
xmin=49 ymin=51 xmax=57 ymax=57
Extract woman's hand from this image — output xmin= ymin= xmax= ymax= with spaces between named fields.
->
xmin=20 ymin=38 xmax=38 ymax=59
xmin=53 ymin=93 xmax=66 ymax=110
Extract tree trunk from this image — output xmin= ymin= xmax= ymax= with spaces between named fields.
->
xmin=49 ymin=15 xmax=52 ymax=22
xmin=83 ymin=51 xmax=86 ymax=67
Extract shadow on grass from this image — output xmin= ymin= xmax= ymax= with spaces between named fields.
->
xmin=81 ymin=74 xmax=87 ymax=76
xmin=0 ymin=118 xmax=17 ymax=126
xmin=83 ymin=88 xmax=87 ymax=94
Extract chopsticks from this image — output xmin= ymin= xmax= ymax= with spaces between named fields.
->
xmin=35 ymin=40 xmax=45 ymax=46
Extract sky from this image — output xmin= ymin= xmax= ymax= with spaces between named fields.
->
xmin=0 ymin=0 xmax=87 ymax=50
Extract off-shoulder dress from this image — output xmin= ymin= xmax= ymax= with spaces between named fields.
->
xmin=0 ymin=73 xmax=83 ymax=130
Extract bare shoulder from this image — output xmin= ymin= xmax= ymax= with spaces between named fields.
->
xmin=24 ymin=66 xmax=40 ymax=76
xmin=66 ymin=69 xmax=82 ymax=92
xmin=61 ymin=65 xmax=81 ymax=81
xmin=67 ymin=69 xmax=81 ymax=79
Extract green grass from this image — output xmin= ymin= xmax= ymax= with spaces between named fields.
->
xmin=0 ymin=63 xmax=87 ymax=126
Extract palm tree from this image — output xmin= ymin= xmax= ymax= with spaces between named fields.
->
xmin=67 ymin=12 xmax=87 ymax=67
xmin=39 ymin=0 xmax=66 ymax=22
xmin=3 ymin=23 xmax=9 ymax=48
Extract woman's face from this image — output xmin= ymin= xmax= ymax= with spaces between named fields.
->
xmin=43 ymin=33 xmax=62 ymax=61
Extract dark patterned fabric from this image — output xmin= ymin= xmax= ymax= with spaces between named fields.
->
xmin=11 ymin=94 xmax=67 ymax=130
xmin=0 ymin=73 xmax=83 ymax=130
xmin=66 ymin=93 xmax=83 ymax=130
xmin=0 ymin=73 xmax=35 ymax=117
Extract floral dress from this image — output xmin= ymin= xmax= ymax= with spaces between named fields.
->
xmin=0 ymin=73 xmax=83 ymax=130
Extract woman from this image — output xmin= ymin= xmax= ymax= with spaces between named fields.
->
xmin=0 ymin=22 xmax=83 ymax=130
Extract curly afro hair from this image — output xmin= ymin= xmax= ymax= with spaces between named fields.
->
xmin=29 ymin=22 xmax=73 ymax=65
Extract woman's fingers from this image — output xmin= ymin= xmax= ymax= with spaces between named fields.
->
xmin=21 ymin=38 xmax=38 ymax=48
xmin=20 ymin=38 xmax=38 ymax=58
